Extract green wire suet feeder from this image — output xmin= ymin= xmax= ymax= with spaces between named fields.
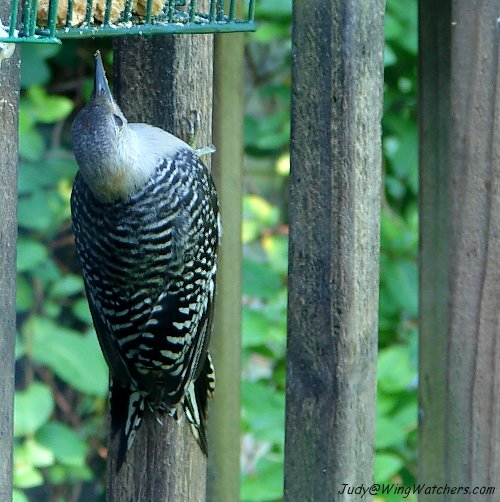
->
xmin=0 ymin=0 xmax=255 ymax=44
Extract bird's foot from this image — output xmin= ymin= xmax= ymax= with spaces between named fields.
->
xmin=182 ymin=110 xmax=216 ymax=158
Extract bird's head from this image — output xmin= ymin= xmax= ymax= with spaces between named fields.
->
xmin=72 ymin=51 xmax=137 ymax=202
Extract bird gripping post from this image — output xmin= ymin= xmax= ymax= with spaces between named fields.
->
xmin=71 ymin=51 xmax=219 ymax=470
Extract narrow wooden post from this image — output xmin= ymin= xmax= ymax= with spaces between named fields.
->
xmin=419 ymin=0 xmax=500 ymax=495
xmin=0 ymin=20 xmax=19 ymax=502
xmin=284 ymin=1 xmax=384 ymax=500
xmin=206 ymin=31 xmax=244 ymax=502
xmin=108 ymin=33 xmax=214 ymax=501
xmin=418 ymin=2 xmax=451 ymax=487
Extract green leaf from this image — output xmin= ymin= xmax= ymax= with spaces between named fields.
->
xmin=243 ymin=259 xmax=282 ymax=299
xmin=386 ymin=0 xmax=417 ymax=54
xmin=27 ymin=87 xmax=74 ymax=123
xmin=376 ymin=416 xmax=407 ymax=449
xmin=50 ymin=275 xmax=84 ymax=298
xmin=36 ymin=422 xmax=89 ymax=467
xmin=378 ymin=288 xmax=399 ymax=335
xmin=32 ymin=258 xmax=63 ymax=285
xmin=46 ymin=463 xmax=93 ymax=484
xmin=377 ymin=345 xmax=416 ymax=393
xmin=16 ymin=438 xmax=55 ymax=468
xmin=380 ymin=210 xmax=417 ymax=255
xmin=12 ymin=464 xmax=44 ymax=489
xmin=262 ymin=234 xmax=288 ymax=275
xmin=16 ymin=274 xmax=35 ymax=312
xmin=241 ymin=381 xmax=285 ymax=446
xmin=19 ymin=130 xmax=45 ymax=162
xmin=13 ymin=489 xmax=30 ymax=502
xmin=18 ymin=191 xmax=54 ymax=231
xmin=382 ymin=259 xmax=418 ymax=316
xmin=243 ymin=191 xmax=283 ymax=243
xmin=42 ymin=151 xmax=78 ymax=182
xmin=243 ymin=219 xmax=262 ymax=243
xmin=18 ymin=188 xmax=68 ymax=233
xmin=20 ymin=44 xmax=61 ymax=88
xmin=252 ymin=21 xmax=290 ymax=43
xmin=376 ymin=391 xmax=397 ymax=417
xmin=18 ymin=107 xmax=45 ymax=162
xmin=18 ymin=163 xmax=44 ymax=195
xmin=255 ymin=0 xmax=292 ymax=19
xmin=375 ymin=453 xmax=404 ymax=483
xmin=241 ymin=458 xmax=284 ymax=502
xmin=242 ymin=303 xmax=285 ymax=352
xmin=72 ymin=298 xmax=93 ymax=325
xmin=17 ymin=238 xmax=48 ymax=272
xmin=383 ymin=120 xmax=418 ymax=195
xmin=15 ymin=335 xmax=26 ymax=360
xmin=27 ymin=316 xmax=108 ymax=397
xmin=392 ymin=401 xmax=417 ymax=430
xmin=275 ymin=153 xmax=290 ymax=176
xmin=19 ymin=154 xmax=77 ymax=195
xmin=244 ymin=194 xmax=279 ymax=227
xmin=243 ymin=307 xmax=271 ymax=348
xmin=44 ymin=301 xmax=62 ymax=319
xmin=245 ymin=112 xmax=290 ymax=152
xmin=385 ymin=175 xmax=406 ymax=200
xmin=14 ymin=382 xmax=54 ymax=436
xmin=384 ymin=44 xmax=397 ymax=67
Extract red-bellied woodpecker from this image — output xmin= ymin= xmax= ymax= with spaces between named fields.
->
xmin=71 ymin=51 xmax=219 ymax=468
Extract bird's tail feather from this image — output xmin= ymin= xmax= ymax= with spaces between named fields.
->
xmin=109 ymin=379 xmax=145 ymax=471
xmin=182 ymin=353 xmax=215 ymax=455
xmin=109 ymin=355 xmax=214 ymax=468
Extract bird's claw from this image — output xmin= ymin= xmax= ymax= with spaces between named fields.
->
xmin=183 ymin=110 xmax=216 ymax=158
xmin=182 ymin=110 xmax=202 ymax=148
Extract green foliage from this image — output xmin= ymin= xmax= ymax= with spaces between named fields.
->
xmin=36 ymin=422 xmax=90 ymax=468
xmin=23 ymin=316 xmax=108 ymax=397
xmin=13 ymin=0 xmax=418 ymax=499
xmin=14 ymin=383 xmax=54 ymax=437
xmin=241 ymin=0 xmax=418 ymax=500
xmin=15 ymin=40 xmax=108 ymax=501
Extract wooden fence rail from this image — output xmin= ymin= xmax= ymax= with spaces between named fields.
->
xmin=284 ymin=1 xmax=385 ymax=500
xmin=0 ymin=0 xmax=19 ymax=496
xmin=419 ymin=0 xmax=500 ymax=497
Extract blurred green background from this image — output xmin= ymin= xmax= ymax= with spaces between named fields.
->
xmin=13 ymin=0 xmax=418 ymax=500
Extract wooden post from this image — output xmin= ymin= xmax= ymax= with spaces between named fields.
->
xmin=418 ymin=2 xmax=451 ymax=487
xmin=284 ymin=1 xmax=384 ymax=500
xmin=206 ymin=31 xmax=244 ymax=502
xmin=419 ymin=0 xmax=500 ymax=495
xmin=0 ymin=16 xmax=19 ymax=502
xmin=108 ymin=33 xmax=214 ymax=501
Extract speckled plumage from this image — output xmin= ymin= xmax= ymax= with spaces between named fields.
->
xmin=71 ymin=52 xmax=219 ymax=467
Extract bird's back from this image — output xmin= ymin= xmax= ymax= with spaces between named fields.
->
xmin=71 ymin=147 xmax=219 ymax=460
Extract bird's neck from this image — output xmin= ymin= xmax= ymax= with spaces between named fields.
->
xmin=80 ymin=127 xmax=157 ymax=203
xmin=79 ymin=123 xmax=193 ymax=204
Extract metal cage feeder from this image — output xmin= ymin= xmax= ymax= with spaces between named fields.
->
xmin=0 ymin=0 xmax=256 ymax=44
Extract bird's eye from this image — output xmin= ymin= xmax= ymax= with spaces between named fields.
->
xmin=113 ymin=114 xmax=123 ymax=127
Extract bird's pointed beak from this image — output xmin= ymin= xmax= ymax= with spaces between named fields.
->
xmin=92 ymin=51 xmax=114 ymax=103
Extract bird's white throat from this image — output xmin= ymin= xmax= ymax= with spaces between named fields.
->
xmin=83 ymin=123 xmax=193 ymax=203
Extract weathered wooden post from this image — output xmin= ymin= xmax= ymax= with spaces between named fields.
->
xmin=107 ymin=32 xmax=214 ymax=501
xmin=284 ymin=1 xmax=385 ymax=500
xmin=0 ymin=7 xmax=19 ymax=500
xmin=207 ymin=31 xmax=244 ymax=502
xmin=419 ymin=0 xmax=500 ymax=495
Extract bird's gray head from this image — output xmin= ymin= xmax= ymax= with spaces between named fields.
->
xmin=72 ymin=51 xmax=136 ymax=202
